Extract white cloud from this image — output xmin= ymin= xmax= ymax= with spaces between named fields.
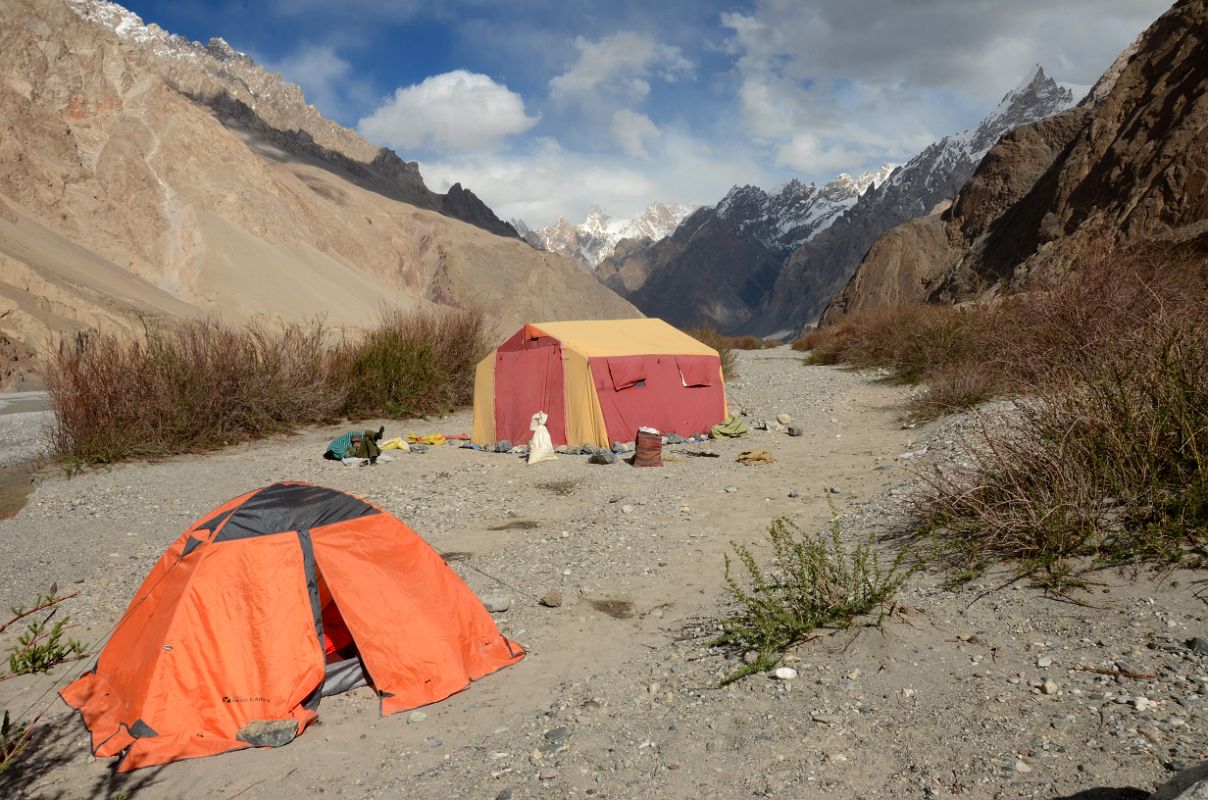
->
xmin=357 ymin=70 xmax=539 ymax=153
xmin=264 ymin=44 xmax=372 ymax=122
xmin=422 ymin=131 xmax=771 ymax=228
xmin=549 ymin=32 xmax=693 ymax=105
xmin=609 ymin=110 xmax=661 ymax=158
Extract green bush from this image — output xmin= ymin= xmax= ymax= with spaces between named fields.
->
xmin=713 ymin=513 xmax=916 ymax=684
xmin=335 ymin=306 xmax=490 ymax=420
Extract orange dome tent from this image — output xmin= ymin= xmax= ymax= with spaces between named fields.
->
xmin=60 ymin=482 xmax=524 ymax=772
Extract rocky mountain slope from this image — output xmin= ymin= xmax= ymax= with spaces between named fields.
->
xmin=748 ymin=67 xmax=1075 ymax=337
xmin=823 ymin=0 xmax=1207 ymax=321
xmin=0 ymin=0 xmax=635 ymax=385
xmin=520 ymin=202 xmax=698 ymax=269
xmin=595 ymin=167 xmax=894 ymax=332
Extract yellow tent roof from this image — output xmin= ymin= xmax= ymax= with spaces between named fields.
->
xmin=526 ymin=318 xmax=718 ymax=358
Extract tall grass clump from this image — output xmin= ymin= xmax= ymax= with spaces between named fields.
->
xmin=46 ymin=306 xmax=492 ymax=465
xmin=922 ymin=305 xmax=1208 ymax=584
xmin=685 ymin=325 xmax=737 ymax=379
xmin=334 ymin=306 xmax=490 ymax=420
xmin=48 ymin=320 xmax=340 ymax=464
xmin=713 ymin=513 xmax=916 ymax=684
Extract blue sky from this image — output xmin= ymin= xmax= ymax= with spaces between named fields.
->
xmin=118 ymin=0 xmax=1170 ymax=227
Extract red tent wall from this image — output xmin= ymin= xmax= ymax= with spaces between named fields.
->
xmin=587 ymin=354 xmax=723 ymax=441
xmin=493 ymin=340 xmax=568 ymax=446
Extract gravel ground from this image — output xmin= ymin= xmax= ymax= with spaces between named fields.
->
xmin=1 ymin=349 xmax=1204 ymax=800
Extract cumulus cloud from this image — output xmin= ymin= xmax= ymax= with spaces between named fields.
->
xmin=422 ymin=132 xmax=770 ymax=228
xmin=549 ymin=32 xmax=693 ymax=105
xmin=720 ymin=0 xmax=1167 ymax=178
xmin=357 ymin=70 xmax=539 ymax=153
xmin=609 ymin=110 xmax=661 ymax=158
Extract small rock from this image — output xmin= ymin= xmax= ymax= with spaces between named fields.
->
xmin=827 ymin=486 xmax=842 ymax=494
xmin=407 ymin=711 xmax=428 ymax=724
xmin=544 ymin=727 xmax=572 ymax=741
xmin=787 ymin=490 xmax=799 ymax=498
xmin=724 ymin=486 xmax=738 ymax=494
xmin=786 ymin=425 xmax=803 ymax=437
xmin=1187 ymin=638 xmax=1208 ymax=656
xmin=589 ymin=452 xmax=618 ymax=465
xmin=538 ymin=769 xmax=558 ymax=781
xmin=773 ymin=667 xmax=798 ymax=681
xmin=539 ymin=592 xmax=563 ymax=608
xmin=236 ymin=720 xmax=297 ymax=748
xmin=496 ymin=790 xmax=513 ymax=800
xmin=810 ymin=712 xmax=837 ymax=725
xmin=1014 ymin=760 xmax=1033 ymax=774
xmin=679 ymin=506 xmax=691 ymax=513
xmin=1133 ymin=696 xmax=1152 ymax=711
xmin=1042 ymin=681 xmax=1059 ymax=695
xmin=1037 ymin=657 xmax=1053 ymax=668
xmin=494 ymin=440 xmax=513 ymax=453
xmin=482 ymin=596 xmax=511 ymax=613
xmin=776 ymin=413 xmax=792 ymax=426
xmin=621 ymin=504 xmax=635 ymax=514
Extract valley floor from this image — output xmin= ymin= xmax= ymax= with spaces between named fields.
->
xmin=1 ymin=348 xmax=1204 ymax=800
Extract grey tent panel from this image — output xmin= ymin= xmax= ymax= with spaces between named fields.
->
xmin=322 ymin=657 xmax=369 ymax=697
xmin=214 ymin=483 xmax=379 ymax=540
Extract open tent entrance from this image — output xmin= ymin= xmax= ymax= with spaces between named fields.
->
xmin=317 ymin=567 xmax=370 ymax=697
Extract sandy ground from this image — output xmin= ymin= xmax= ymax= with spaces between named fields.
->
xmin=0 ymin=349 xmax=1205 ymax=800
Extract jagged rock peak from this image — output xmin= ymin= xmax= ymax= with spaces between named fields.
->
xmin=526 ymin=201 xmax=698 ymax=268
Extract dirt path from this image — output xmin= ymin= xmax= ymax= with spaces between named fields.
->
xmin=1 ymin=349 xmax=1204 ymax=800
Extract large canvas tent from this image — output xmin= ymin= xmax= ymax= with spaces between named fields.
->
xmin=472 ymin=319 xmax=728 ymax=448
xmin=61 ymin=482 xmax=523 ymax=772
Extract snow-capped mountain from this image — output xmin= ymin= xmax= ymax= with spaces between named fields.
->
xmin=714 ymin=164 xmax=896 ymax=254
xmin=522 ymin=202 xmax=698 ymax=268
xmin=597 ymin=66 xmax=1074 ymax=335
xmin=746 ymin=65 xmax=1075 ymax=336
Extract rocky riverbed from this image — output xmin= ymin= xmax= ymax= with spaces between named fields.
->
xmin=1 ymin=348 xmax=1204 ymax=800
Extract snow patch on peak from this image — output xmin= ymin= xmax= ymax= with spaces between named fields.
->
xmin=532 ymin=201 xmax=698 ymax=268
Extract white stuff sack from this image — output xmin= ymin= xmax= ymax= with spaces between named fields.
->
xmin=527 ymin=411 xmax=558 ymax=465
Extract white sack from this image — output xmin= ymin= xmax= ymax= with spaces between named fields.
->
xmin=527 ymin=411 xmax=558 ymax=465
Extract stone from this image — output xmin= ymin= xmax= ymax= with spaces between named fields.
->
xmin=589 ymin=452 xmax=618 ymax=465
xmin=666 ymin=433 xmax=684 ymax=444
xmin=236 ymin=720 xmax=298 ymax=748
xmin=776 ymin=413 xmax=792 ymax=426
xmin=786 ymin=425 xmax=803 ymax=437
xmin=788 ymin=490 xmax=799 ymax=498
xmin=827 ymin=486 xmax=842 ymax=494
xmin=621 ymin=504 xmax=635 ymax=514
xmin=495 ymin=790 xmax=514 ymax=800
xmin=1014 ymin=760 xmax=1033 ymax=773
xmin=538 ymin=769 xmax=559 ymax=781
xmin=1042 ymin=681 xmax=1059 ymax=695
xmin=539 ymin=591 xmax=563 ymax=608
xmin=1187 ymin=638 xmax=1208 ymax=656
xmin=810 ymin=712 xmax=838 ymax=725
xmin=482 ymin=595 xmax=511 ymax=613
xmin=1148 ymin=760 xmax=1208 ymax=800
xmin=494 ymin=440 xmax=512 ymax=453
xmin=724 ymin=486 xmax=738 ymax=493
xmin=407 ymin=711 xmax=428 ymax=724
xmin=1133 ymin=696 xmax=1152 ymax=711
xmin=773 ymin=667 xmax=798 ymax=681
xmin=1037 ymin=657 xmax=1053 ymax=668
xmin=544 ymin=726 xmax=572 ymax=741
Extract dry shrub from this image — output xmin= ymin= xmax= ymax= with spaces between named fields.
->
xmin=334 ymin=305 xmax=491 ymax=420
xmin=685 ymin=325 xmax=737 ymax=379
xmin=728 ymin=335 xmax=769 ymax=350
xmin=46 ymin=306 xmax=492 ymax=464
xmin=48 ymin=320 xmax=340 ymax=464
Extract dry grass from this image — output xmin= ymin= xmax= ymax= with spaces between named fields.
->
xmin=684 ymin=325 xmax=738 ymax=379
xmin=45 ymin=307 xmax=491 ymax=465
xmin=808 ymin=246 xmax=1208 ymax=584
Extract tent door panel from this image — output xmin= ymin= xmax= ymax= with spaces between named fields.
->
xmin=493 ymin=344 xmax=567 ymax=446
